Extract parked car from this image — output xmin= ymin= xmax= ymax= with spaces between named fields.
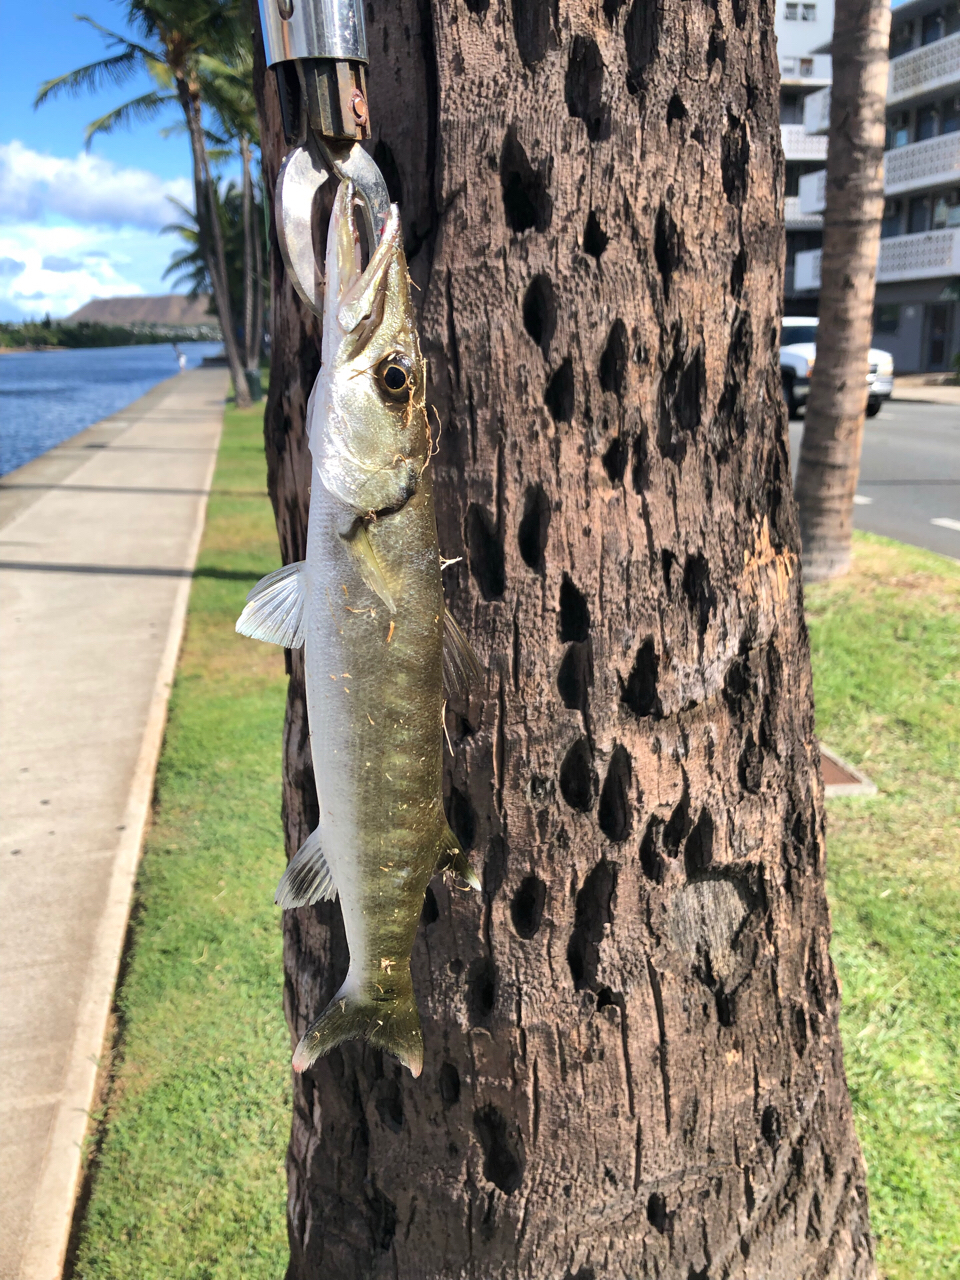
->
xmin=780 ymin=316 xmax=895 ymax=419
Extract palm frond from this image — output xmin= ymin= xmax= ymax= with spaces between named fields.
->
xmin=74 ymin=15 xmax=159 ymax=64
xmin=83 ymin=91 xmax=174 ymax=146
xmin=35 ymin=51 xmax=141 ymax=106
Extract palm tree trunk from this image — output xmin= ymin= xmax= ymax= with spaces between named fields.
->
xmin=252 ymin=180 xmax=264 ymax=369
xmin=241 ymin=134 xmax=256 ymax=371
xmin=794 ymin=0 xmax=892 ymax=580
xmin=253 ymin=2 xmax=878 ymax=1274
xmin=179 ymin=82 xmax=251 ymax=409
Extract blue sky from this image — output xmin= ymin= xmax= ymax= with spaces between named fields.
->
xmin=0 ymin=0 xmax=221 ymax=320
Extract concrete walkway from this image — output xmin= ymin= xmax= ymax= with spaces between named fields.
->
xmin=890 ymin=374 xmax=960 ymax=406
xmin=0 ymin=368 xmax=228 ymax=1280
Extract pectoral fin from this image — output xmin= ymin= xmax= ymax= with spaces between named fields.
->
xmin=442 ymin=609 xmax=482 ymax=700
xmin=342 ymin=522 xmax=397 ymax=614
xmin=276 ymin=827 xmax=336 ymax=908
xmin=236 ymin=561 xmax=307 ymax=648
xmin=435 ymin=823 xmax=481 ymax=891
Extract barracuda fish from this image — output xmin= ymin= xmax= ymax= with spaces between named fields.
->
xmin=237 ymin=181 xmax=480 ymax=1078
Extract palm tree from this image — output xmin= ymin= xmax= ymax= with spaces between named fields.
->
xmin=198 ymin=52 xmax=264 ymax=383
xmin=35 ymin=0 xmax=253 ymax=407
xmin=793 ymin=0 xmax=892 ymax=579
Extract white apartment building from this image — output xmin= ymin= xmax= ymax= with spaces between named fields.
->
xmin=792 ymin=0 xmax=960 ymax=372
xmin=776 ymin=0 xmax=834 ymax=304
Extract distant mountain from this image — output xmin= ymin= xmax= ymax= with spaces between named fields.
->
xmin=67 ymin=295 xmax=216 ymax=326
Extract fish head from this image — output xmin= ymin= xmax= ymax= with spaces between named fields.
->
xmin=311 ymin=182 xmax=430 ymax=518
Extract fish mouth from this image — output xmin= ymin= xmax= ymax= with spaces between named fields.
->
xmin=327 ymin=182 xmax=405 ymax=335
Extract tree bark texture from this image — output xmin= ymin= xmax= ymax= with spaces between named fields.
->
xmin=253 ymin=1 xmax=876 ymax=1275
xmin=794 ymin=0 xmax=891 ymax=581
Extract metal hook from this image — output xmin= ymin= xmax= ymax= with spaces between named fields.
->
xmin=275 ymin=136 xmax=390 ymax=316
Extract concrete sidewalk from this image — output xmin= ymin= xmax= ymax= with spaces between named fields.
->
xmin=890 ymin=374 xmax=960 ymax=406
xmin=0 ymin=368 xmax=229 ymax=1280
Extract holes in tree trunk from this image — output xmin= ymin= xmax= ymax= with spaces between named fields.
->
xmin=657 ymin=326 xmax=705 ymax=463
xmin=730 ymin=246 xmax=746 ymax=299
xmin=792 ymin=1005 xmax=809 ymax=1056
xmin=567 ymin=858 xmax=617 ymax=988
xmin=517 ymin=483 xmax=551 ymax=572
xmin=681 ymin=552 xmax=715 ymax=639
xmin=473 ymin=1105 xmax=525 ymax=1194
xmin=510 ymin=875 xmax=547 ymax=938
xmin=511 ymin=0 xmax=552 ymax=67
xmin=557 ymin=641 xmax=593 ymax=714
xmin=373 ymin=140 xmax=403 ymax=206
xmin=438 ymin=1062 xmax=461 ymax=1105
xmin=647 ymin=1191 xmax=668 ymax=1232
xmin=522 ymin=273 xmax=557 ymax=355
xmin=620 ymin=637 xmax=662 ymax=718
xmin=375 ymin=1077 xmax=404 ymax=1132
xmin=366 ymin=1184 xmax=398 ymax=1251
xmin=559 ymin=574 xmax=590 ymax=642
xmin=598 ymin=745 xmax=632 ymax=843
xmin=466 ymin=503 xmax=505 ymax=600
xmin=739 ymin=731 xmax=763 ymax=794
xmin=631 ymin=429 xmax=648 ymax=492
xmin=715 ymin=986 xmax=735 ymax=1027
xmin=721 ymin=112 xmax=750 ymax=207
xmin=602 ymin=436 xmax=628 ymax=484
xmin=545 ymin=359 xmax=575 ymax=423
xmin=666 ymin=93 xmax=687 ymax=125
xmin=484 ymin=834 xmax=508 ymax=897
xmin=445 ymin=784 xmax=477 ymax=851
xmin=599 ymin=318 xmax=629 ymax=399
xmin=565 ymin=36 xmax=611 ymax=142
xmin=602 ymin=0 xmax=625 ymax=22
xmin=761 ymin=1104 xmax=781 ymax=1151
xmin=683 ymin=808 xmax=714 ymax=876
xmin=653 ymin=203 xmax=681 ymax=300
xmin=583 ymin=209 xmax=609 ymax=259
xmin=466 ymin=955 xmax=496 ymax=1023
xmin=624 ymin=0 xmax=659 ymax=96
xmin=421 ymin=884 xmax=440 ymax=926
xmin=500 ymin=127 xmax=552 ymax=233
xmin=663 ymin=787 xmax=690 ymax=858
xmin=639 ymin=816 xmax=665 ymax=883
xmin=559 ymin=737 xmax=596 ymax=812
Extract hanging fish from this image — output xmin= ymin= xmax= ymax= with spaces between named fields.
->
xmin=237 ymin=181 xmax=480 ymax=1078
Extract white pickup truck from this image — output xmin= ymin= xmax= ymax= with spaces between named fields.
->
xmin=780 ymin=316 xmax=895 ymax=419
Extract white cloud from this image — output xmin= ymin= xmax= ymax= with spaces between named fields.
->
xmin=0 ymin=141 xmax=192 ymax=230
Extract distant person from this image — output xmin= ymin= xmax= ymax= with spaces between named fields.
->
xmin=172 ymin=343 xmax=187 ymax=372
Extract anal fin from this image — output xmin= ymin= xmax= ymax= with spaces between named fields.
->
xmin=435 ymin=823 xmax=481 ymax=891
xmin=443 ymin=609 xmax=482 ymax=700
xmin=276 ymin=827 xmax=336 ymax=908
xmin=236 ymin=560 xmax=307 ymax=648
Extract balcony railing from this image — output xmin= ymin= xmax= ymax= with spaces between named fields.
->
xmin=888 ymin=31 xmax=960 ymax=105
xmin=884 ymin=131 xmax=960 ymax=195
xmin=794 ymin=228 xmax=960 ymax=289
xmin=781 ymin=124 xmax=828 ymax=162
xmin=785 ymin=194 xmax=823 ymax=228
xmin=802 ymin=86 xmax=831 ymax=136
xmin=798 ymin=169 xmax=827 ymax=215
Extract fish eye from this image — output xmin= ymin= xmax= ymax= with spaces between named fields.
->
xmin=376 ymin=355 xmax=414 ymax=404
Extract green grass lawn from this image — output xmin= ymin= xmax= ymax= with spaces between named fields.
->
xmin=70 ymin=397 xmax=959 ymax=1277
xmin=805 ymin=535 xmax=960 ymax=1280
xmin=71 ymin=401 xmax=290 ymax=1278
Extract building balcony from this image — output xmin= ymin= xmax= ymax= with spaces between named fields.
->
xmin=785 ymin=194 xmax=824 ymax=228
xmin=884 ymin=131 xmax=960 ymax=195
xmin=781 ymin=124 xmax=828 ymax=162
xmin=888 ymin=31 xmax=960 ymax=106
xmin=802 ymin=86 xmax=831 ymax=135
xmin=798 ymin=169 xmax=827 ymax=215
xmin=794 ymin=227 xmax=960 ymax=290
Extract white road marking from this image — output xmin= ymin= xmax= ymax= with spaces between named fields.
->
xmin=931 ymin=517 xmax=960 ymax=532
xmin=853 ymin=494 xmax=873 ymax=505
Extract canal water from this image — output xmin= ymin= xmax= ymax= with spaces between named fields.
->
xmin=0 ymin=341 xmax=224 ymax=476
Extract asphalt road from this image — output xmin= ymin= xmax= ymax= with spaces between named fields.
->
xmin=788 ymin=400 xmax=960 ymax=561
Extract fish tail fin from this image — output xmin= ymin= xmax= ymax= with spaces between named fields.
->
xmin=292 ymin=972 xmax=423 ymax=1078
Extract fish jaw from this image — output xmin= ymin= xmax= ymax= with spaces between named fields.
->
xmin=310 ymin=182 xmax=430 ymax=520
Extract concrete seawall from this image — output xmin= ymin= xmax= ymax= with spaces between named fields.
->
xmin=0 ymin=368 xmax=229 ymax=1279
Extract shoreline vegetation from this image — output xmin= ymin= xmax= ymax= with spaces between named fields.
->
xmin=65 ymin=404 xmax=959 ymax=1278
xmin=0 ymin=320 xmax=221 ymax=352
